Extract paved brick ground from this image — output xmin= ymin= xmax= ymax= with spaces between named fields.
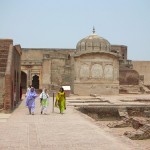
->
xmin=0 ymin=95 xmax=142 ymax=150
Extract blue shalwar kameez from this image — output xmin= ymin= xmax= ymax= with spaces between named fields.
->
xmin=26 ymin=88 xmax=37 ymax=114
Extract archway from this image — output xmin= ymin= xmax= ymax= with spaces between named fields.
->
xmin=32 ymin=75 xmax=39 ymax=89
xmin=21 ymin=71 xmax=27 ymax=89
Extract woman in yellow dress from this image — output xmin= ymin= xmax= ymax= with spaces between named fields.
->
xmin=55 ymin=87 xmax=66 ymax=114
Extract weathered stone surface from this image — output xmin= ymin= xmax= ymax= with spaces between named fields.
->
xmin=132 ymin=61 xmax=150 ymax=85
xmin=21 ymin=48 xmax=73 ymax=90
xmin=107 ymin=117 xmax=132 ymax=128
xmin=0 ymin=39 xmax=22 ymax=111
xmin=124 ymin=124 xmax=150 ymax=140
xmin=119 ymin=69 xmax=139 ymax=85
xmin=144 ymin=110 xmax=150 ymax=117
xmin=73 ymin=53 xmax=119 ymax=95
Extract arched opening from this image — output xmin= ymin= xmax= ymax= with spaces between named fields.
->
xmin=21 ymin=71 xmax=27 ymax=89
xmin=32 ymin=75 xmax=39 ymax=89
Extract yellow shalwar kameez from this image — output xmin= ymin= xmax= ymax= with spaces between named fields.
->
xmin=55 ymin=91 xmax=66 ymax=113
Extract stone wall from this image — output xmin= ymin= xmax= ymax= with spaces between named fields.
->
xmin=4 ymin=44 xmax=22 ymax=111
xmin=0 ymin=39 xmax=22 ymax=111
xmin=119 ymin=69 xmax=140 ymax=94
xmin=119 ymin=69 xmax=139 ymax=85
xmin=111 ymin=45 xmax=127 ymax=60
xmin=73 ymin=53 xmax=119 ymax=95
xmin=21 ymin=46 xmax=150 ymax=96
xmin=0 ymin=39 xmax=13 ymax=109
xmin=132 ymin=61 xmax=150 ymax=85
xmin=21 ymin=48 xmax=74 ymax=90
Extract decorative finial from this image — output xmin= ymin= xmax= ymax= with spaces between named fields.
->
xmin=93 ymin=26 xmax=95 ymax=34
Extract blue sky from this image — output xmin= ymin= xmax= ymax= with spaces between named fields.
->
xmin=0 ymin=0 xmax=150 ymax=60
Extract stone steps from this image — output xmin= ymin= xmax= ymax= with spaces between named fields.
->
xmin=0 ymin=56 xmax=7 ymax=74
xmin=0 ymin=58 xmax=7 ymax=63
xmin=0 ymin=49 xmax=8 ymax=55
xmin=0 ymin=40 xmax=13 ymax=110
xmin=0 ymin=63 xmax=6 ymax=67
xmin=0 ymin=51 xmax=9 ymax=57
xmin=0 ymin=56 xmax=7 ymax=59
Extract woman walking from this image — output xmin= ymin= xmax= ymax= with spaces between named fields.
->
xmin=40 ymin=88 xmax=50 ymax=115
xmin=56 ymin=87 xmax=66 ymax=114
xmin=25 ymin=85 xmax=32 ymax=97
xmin=26 ymin=87 xmax=37 ymax=115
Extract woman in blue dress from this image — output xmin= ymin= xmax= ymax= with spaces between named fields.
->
xmin=26 ymin=87 xmax=38 ymax=115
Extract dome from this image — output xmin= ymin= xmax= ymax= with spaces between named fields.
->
xmin=76 ymin=28 xmax=111 ymax=54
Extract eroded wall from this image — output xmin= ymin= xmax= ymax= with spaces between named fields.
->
xmin=21 ymin=48 xmax=74 ymax=90
xmin=132 ymin=61 xmax=150 ymax=85
xmin=73 ymin=53 xmax=119 ymax=95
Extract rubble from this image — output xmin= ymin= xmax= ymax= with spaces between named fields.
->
xmin=107 ymin=108 xmax=150 ymax=140
xmin=124 ymin=124 xmax=150 ymax=140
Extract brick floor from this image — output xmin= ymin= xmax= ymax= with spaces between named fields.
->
xmin=0 ymin=95 xmax=142 ymax=150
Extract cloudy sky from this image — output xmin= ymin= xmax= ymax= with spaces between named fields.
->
xmin=0 ymin=0 xmax=150 ymax=60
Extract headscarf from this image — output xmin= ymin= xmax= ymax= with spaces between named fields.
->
xmin=26 ymin=87 xmax=37 ymax=100
xmin=40 ymin=88 xmax=49 ymax=99
xmin=56 ymin=87 xmax=65 ymax=100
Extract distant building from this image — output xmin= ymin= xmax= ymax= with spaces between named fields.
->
xmin=1 ymin=29 xmax=149 ymax=111
xmin=21 ymin=28 xmax=148 ymax=95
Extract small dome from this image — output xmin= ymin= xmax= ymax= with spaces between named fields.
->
xmin=76 ymin=28 xmax=111 ymax=54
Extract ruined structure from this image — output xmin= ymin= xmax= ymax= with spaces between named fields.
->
xmin=21 ymin=28 xmax=140 ymax=95
xmin=0 ymin=39 xmax=22 ymax=111
xmin=0 ymin=29 xmax=150 ymax=113
xmin=21 ymin=48 xmax=73 ymax=91
xmin=72 ymin=29 xmax=119 ymax=95
xmin=107 ymin=110 xmax=150 ymax=140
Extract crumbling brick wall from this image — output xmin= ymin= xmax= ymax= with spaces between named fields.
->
xmin=0 ymin=39 xmax=22 ymax=111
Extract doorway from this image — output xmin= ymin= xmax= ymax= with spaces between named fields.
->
xmin=21 ymin=71 xmax=27 ymax=89
xmin=32 ymin=75 xmax=39 ymax=89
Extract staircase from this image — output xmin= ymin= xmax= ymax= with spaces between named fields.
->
xmin=0 ymin=49 xmax=8 ymax=76
xmin=0 ymin=39 xmax=12 ymax=109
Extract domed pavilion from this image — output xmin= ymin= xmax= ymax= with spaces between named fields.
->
xmin=72 ymin=28 xmax=120 ymax=95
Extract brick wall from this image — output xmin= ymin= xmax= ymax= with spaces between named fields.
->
xmin=111 ymin=45 xmax=127 ymax=60
xmin=0 ymin=39 xmax=13 ymax=76
xmin=0 ymin=39 xmax=13 ymax=109
xmin=0 ymin=39 xmax=22 ymax=112
xmin=119 ymin=69 xmax=139 ymax=85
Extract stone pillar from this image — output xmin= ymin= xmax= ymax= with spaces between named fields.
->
xmin=27 ymin=69 xmax=31 ymax=86
xmin=42 ymin=60 xmax=51 ymax=89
